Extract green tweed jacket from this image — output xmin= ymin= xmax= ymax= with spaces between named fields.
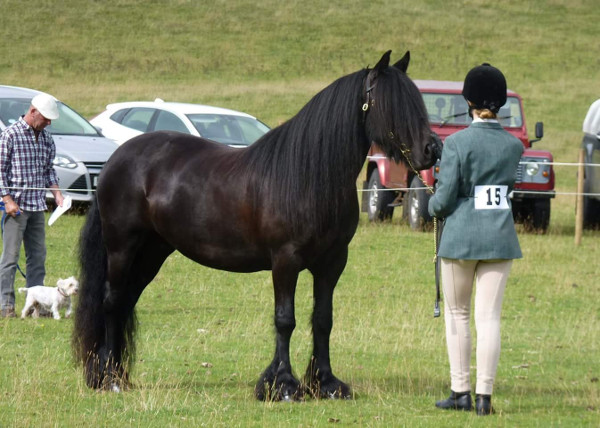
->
xmin=428 ymin=121 xmax=524 ymax=260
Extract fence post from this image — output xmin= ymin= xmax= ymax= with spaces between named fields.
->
xmin=575 ymin=148 xmax=585 ymax=245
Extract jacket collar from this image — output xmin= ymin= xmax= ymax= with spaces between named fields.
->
xmin=469 ymin=121 xmax=504 ymax=130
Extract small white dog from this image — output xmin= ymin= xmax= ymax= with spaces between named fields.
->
xmin=18 ymin=276 xmax=79 ymax=320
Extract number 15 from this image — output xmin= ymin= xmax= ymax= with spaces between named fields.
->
xmin=486 ymin=187 xmax=501 ymax=206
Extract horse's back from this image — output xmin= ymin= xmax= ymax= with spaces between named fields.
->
xmin=105 ymin=131 xmax=229 ymax=171
xmin=100 ymin=131 xmax=231 ymax=196
xmin=97 ymin=131 xmax=273 ymax=271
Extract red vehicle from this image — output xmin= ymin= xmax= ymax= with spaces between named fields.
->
xmin=362 ymin=80 xmax=554 ymax=231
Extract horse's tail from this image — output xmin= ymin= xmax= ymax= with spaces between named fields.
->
xmin=73 ymin=195 xmax=138 ymax=389
xmin=72 ymin=196 xmax=111 ymax=387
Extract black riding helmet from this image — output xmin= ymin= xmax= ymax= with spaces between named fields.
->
xmin=462 ymin=63 xmax=507 ymax=113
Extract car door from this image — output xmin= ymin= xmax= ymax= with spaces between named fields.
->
xmin=150 ymin=110 xmax=193 ymax=135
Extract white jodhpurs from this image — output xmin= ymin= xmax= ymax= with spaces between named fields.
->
xmin=440 ymin=258 xmax=513 ymax=395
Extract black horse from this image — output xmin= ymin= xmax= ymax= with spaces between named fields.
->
xmin=73 ymin=50 xmax=440 ymax=400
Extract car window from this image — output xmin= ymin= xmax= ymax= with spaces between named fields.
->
xmin=109 ymin=108 xmax=130 ymax=123
xmin=187 ymin=114 xmax=269 ymax=146
xmin=237 ymin=117 xmax=270 ymax=144
xmin=49 ymin=102 xmax=101 ymax=135
xmin=121 ymin=108 xmax=155 ymax=132
xmin=497 ymin=97 xmax=523 ymax=127
xmin=152 ymin=110 xmax=189 ymax=133
xmin=0 ymin=99 xmax=29 ymax=125
xmin=421 ymin=93 xmax=471 ymax=125
xmin=0 ymin=97 xmax=100 ymax=136
xmin=421 ymin=93 xmax=523 ymax=128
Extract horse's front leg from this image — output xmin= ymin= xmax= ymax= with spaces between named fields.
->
xmin=305 ymin=247 xmax=352 ymax=399
xmin=255 ymin=257 xmax=301 ymax=401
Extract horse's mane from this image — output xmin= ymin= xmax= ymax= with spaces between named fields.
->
xmin=238 ymin=70 xmax=366 ymax=233
xmin=239 ymin=63 xmax=428 ymax=233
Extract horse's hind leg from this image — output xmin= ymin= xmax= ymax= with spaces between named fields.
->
xmin=255 ymin=252 xmax=302 ymax=401
xmin=304 ymin=246 xmax=352 ymax=399
xmin=100 ymin=234 xmax=174 ymax=391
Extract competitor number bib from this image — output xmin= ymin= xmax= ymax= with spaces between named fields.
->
xmin=474 ymin=185 xmax=509 ymax=210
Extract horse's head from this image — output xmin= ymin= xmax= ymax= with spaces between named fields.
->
xmin=363 ymin=50 xmax=441 ymax=171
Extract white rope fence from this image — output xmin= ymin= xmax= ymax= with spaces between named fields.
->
xmin=4 ymin=186 xmax=91 ymax=192
xmin=1 ymin=159 xmax=599 ymax=196
xmin=357 ymin=187 xmax=600 ymax=197
xmin=366 ymin=156 xmax=600 ymax=169
xmin=361 ymin=158 xmax=600 ymax=196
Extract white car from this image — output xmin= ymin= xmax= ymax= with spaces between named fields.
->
xmin=90 ymin=99 xmax=270 ymax=146
xmin=0 ymin=85 xmax=119 ymax=203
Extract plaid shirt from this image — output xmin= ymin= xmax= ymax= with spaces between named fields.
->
xmin=0 ymin=117 xmax=59 ymax=211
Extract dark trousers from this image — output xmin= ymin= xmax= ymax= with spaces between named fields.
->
xmin=0 ymin=211 xmax=46 ymax=309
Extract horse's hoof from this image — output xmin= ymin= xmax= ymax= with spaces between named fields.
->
xmin=111 ymin=383 xmax=122 ymax=393
xmin=306 ymin=375 xmax=352 ymax=400
xmin=255 ymin=374 xmax=303 ymax=402
xmin=327 ymin=388 xmax=352 ymax=400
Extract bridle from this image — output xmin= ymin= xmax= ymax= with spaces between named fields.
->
xmin=361 ymin=71 xmax=425 ymax=169
xmin=361 ymin=73 xmax=376 ymax=120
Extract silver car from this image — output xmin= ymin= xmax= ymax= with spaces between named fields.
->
xmin=0 ymin=85 xmax=119 ymax=203
xmin=582 ymin=98 xmax=600 ymax=228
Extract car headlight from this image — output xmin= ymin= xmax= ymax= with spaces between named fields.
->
xmin=525 ymin=162 xmax=540 ymax=176
xmin=518 ymin=157 xmax=551 ymax=184
xmin=53 ymin=155 xmax=78 ymax=169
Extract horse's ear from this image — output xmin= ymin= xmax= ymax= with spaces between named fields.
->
xmin=368 ymin=50 xmax=392 ymax=82
xmin=393 ymin=51 xmax=410 ymax=73
xmin=374 ymin=50 xmax=391 ymax=72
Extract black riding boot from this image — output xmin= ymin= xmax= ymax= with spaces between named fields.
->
xmin=475 ymin=394 xmax=493 ymax=415
xmin=435 ymin=390 xmax=472 ymax=411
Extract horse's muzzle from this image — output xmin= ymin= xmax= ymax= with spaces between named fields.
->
xmin=428 ymin=132 xmax=443 ymax=161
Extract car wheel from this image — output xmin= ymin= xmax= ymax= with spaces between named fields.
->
xmin=512 ymin=198 xmax=550 ymax=233
xmin=583 ymin=170 xmax=600 ymax=229
xmin=366 ymin=169 xmax=395 ymax=222
xmin=583 ymin=196 xmax=600 ymax=229
xmin=530 ymin=199 xmax=550 ymax=232
xmin=406 ymin=175 xmax=431 ymax=230
xmin=511 ymin=199 xmax=525 ymax=224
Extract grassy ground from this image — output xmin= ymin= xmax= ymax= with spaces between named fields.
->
xmin=0 ymin=210 xmax=598 ymax=427
xmin=1 ymin=0 xmax=599 ymax=426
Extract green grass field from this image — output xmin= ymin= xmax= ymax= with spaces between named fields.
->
xmin=1 ymin=213 xmax=598 ymax=426
xmin=1 ymin=0 xmax=599 ymax=426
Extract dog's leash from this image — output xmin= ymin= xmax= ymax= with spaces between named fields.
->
xmin=0 ymin=201 xmax=26 ymax=279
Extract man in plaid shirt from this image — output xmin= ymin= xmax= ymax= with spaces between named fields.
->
xmin=0 ymin=93 xmax=64 ymax=318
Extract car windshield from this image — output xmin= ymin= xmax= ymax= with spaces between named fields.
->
xmin=187 ymin=114 xmax=269 ymax=146
xmin=0 ymin=97 xmax=100 ymax=136
xmin=421 ymin=93 xmax=523 ymax=128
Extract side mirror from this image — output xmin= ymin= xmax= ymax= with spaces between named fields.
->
xmin=531 ymin=121 xmax=544 ymax=144
xmin=535 ymin=122 xmax=544 ymax=139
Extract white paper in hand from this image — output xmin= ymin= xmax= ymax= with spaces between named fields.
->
xmin=48 ymin=196 xmax=72 ymax=226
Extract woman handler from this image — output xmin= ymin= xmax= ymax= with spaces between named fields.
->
xmin=428 ymin=63 xmax=523 ymax=415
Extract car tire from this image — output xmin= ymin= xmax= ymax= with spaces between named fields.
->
xmin=512 ymin=198 xmax=550 ymax=233
xmin=366 ymin=169 xmax=395 ymax=222
xmin=583 ymin=170 xmax=600 ymax=229
xmin=530 ymin=198 xmax=551 ymax=232
xmin=406 ymin=175 xmax=431 ymax=230
xmin=583 ymin=196 xmax=600 ymax=229
xmin=510 ymin=199 xmax=524 ymax=224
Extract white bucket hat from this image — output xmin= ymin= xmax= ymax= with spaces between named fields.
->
xmin=31 ymin=93 xmax=59 ymax=120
